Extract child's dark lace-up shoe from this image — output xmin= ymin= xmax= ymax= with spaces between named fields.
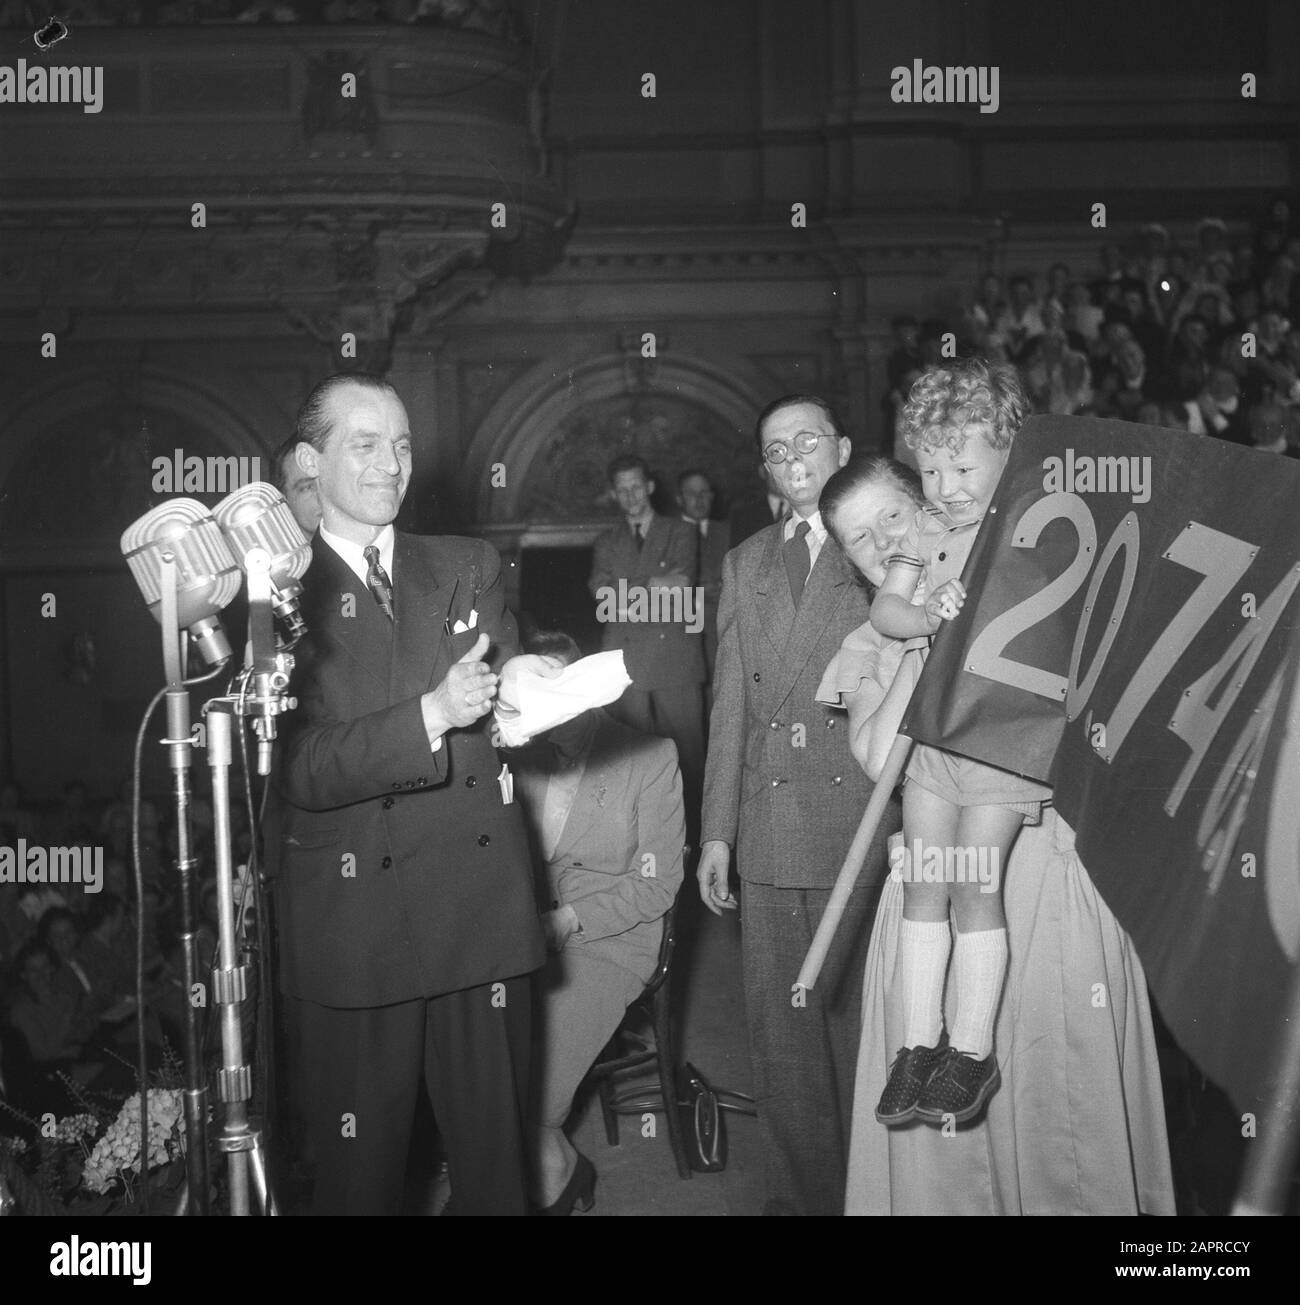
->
xmin=914 ymin=1047 xmax=1001 ymax=1125
xmin=875 ymin=1042 xmax=947 ymax=1126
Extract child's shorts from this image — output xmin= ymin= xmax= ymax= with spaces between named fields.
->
xmin=905 ymin=743 xmax=1051 ymax=825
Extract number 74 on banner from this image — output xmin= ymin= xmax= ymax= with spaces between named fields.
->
xmin=966 ymin=491 xmax=1300 ymax=820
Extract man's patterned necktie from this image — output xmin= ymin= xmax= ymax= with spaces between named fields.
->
xmin=363 ymin=545 xmax=395 ymax=622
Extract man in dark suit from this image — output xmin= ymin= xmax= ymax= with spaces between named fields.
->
xmin=589 ymin=455 xmax=705 ymax=832
xmin=698 ymin=395 xmax=896 ymax=1215
xmin=276 ymin=372 xmax=546 ymax=1215
xmin=676 ymin=469 xmax=730 ymax=700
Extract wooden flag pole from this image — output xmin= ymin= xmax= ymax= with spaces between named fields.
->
xmin=796 ymin=732 xmax=912 ymax=992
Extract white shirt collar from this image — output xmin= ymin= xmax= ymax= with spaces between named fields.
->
xmin=784 ymin=507 xmax=826 ymax=541
xmin=784 ymin=508 xmax=828 ymax=570
xmin=682 ymin=514 xmax=708 ymax=537
xmin=319 ymin=522 xmax=395 ymax=587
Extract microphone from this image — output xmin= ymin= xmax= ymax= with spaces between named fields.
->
xmin=213 ymin=482 xmax=312 ymax=645
xmin=121 ymin=499 xmax=241 ymax=666
xmin=213 ymin=481 xmax=310 ymax=773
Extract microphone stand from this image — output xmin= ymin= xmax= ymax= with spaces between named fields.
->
xmin=190 ymin=548 xmax=290 ymax=1215
xmin=157 ymin=553 xmax=214 ymax=1216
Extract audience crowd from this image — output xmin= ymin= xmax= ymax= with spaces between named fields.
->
xmin=883 ymin=198 xmax=1300 ymax=459
xmin=0 ymin=775 xmax=249 ymax=1118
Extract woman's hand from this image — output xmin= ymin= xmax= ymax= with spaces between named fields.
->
xmin=924 ymin=579 xmax=966 ymax=624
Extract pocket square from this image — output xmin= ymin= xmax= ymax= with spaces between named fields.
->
xmin=452 ymin=619 xmax=470 ymax=634
xmin=452 ymin=608 xmax=479 ymax=634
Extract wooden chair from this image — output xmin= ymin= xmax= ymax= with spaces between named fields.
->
xmin=583 ymin=897 xmax=693 ymax=1179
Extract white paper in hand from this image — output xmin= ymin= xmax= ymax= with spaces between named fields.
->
xmin=494 ymin=651 xmax=631 ymax=747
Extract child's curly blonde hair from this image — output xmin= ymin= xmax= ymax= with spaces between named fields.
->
xmin=901 ymin=358 xmax=1028 ymax=455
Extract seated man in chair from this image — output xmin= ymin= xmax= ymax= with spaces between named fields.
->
xmin=512 ymin=631 xmax=685 ymax=1215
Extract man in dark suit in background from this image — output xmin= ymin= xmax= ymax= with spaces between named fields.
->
xmin=729 ymin=461 xmax=787 ymax=546
xmin=698 ymin=395 xmax=895 ymax=1215
xmin=274 ymin=433 xmax=322 ymax=535
xmin=676 ymin=469 xmax=729 ymax=703
xmin=589 ymin=454 xmax=705 ymax=834
xmin=276 ymin=373 xmax=546 ymax=1215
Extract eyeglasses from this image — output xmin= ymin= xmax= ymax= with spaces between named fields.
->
xmin=762 ymin=431 xmax=826 ymax=465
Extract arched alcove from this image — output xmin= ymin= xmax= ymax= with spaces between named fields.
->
xmin=463 ymin=351 xmax=771 ymax=526
xmin=0 ymin=368 xmax=268 ymax=553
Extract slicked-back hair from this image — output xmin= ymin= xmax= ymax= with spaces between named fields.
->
xmin=754 ymin=393 xmax=845 ymax=450
xmin=820 ymin=457 xmax=925 ymax=551
xmin=606 ymin=453 xmax=652 ymax=486
xmin=295 ymin=373 xmax=398 ymax=453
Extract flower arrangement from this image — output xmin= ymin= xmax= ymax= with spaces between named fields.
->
xmin=82 ymin=1089 xmax=186 ymax=1195
xmin=0 ymin=1048 xmax=191 ymax=1215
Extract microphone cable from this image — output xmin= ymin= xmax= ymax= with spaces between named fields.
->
xmin=128 ymin=658 xmax=228 ymax=1216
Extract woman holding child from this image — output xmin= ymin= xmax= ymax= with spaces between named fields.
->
xmin=818 ymin=359 xmax=1174 ymax=1214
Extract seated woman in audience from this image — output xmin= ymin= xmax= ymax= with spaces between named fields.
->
xmin=511 ymin=631 xmax=685 ymax=1215
xmin=817 ymin=444 xmax=1174 ymax=1215
xmin=4 ymin=940 xmax=99 ymax=1084
xmin=36 ymin=907 xmax=96 ymax=1015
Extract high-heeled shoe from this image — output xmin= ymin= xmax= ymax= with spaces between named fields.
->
xmin=533 ymin=1152 xmax=596 ymax=1216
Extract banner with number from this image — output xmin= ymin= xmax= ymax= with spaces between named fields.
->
xmin=903 ymin=416 xmax=1300 ymax=1113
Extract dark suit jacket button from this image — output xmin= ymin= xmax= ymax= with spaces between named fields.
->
xmin=771 ymin=778 xmax=783 ymax=787
xmin=770 ymin=720 xmax=780 ymax=730
xmin=382 ymin=797 xmax=395 ymax=809
xmin=938 ymin=552 xmax=946 ymax=561
xmin=417 ymin=776 xmax=427 ymax=785
xmin=753 ymin=672 xmax=761 ymax=682
xmin=477 ymin=834 xmax=490 ymax=847
xmin=392 ymin=783 xmax=402 ymax=791
xmin=831 ymin=776 xmax=842 ymax=785
xmin=826 ymin=718 xmax=836 ymax=729
xmin=381 ymin=856 xmax=393 ymax=868
xmin=465 ymin=775 xmax=477 ymax=787
xmin=406 ymin=780 xmax=416 ymax=788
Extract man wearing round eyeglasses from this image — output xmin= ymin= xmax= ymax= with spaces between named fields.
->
xmin=698 ymin=395 xmax=895 ymax=1215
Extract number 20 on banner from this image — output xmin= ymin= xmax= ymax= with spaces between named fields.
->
xmin=966 ymin=492 xmax=1300 ymax=822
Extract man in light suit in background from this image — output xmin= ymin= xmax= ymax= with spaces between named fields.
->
xmin=698 ymin=395 xmax=896 ymax=1215
xmin=512 ymin=630 xmax=685 ymax=1213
